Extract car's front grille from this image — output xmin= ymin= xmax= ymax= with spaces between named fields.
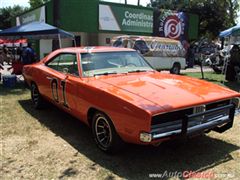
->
xmin=151 ymin=100 xmax=233 ymax=139
xmin=151 ymin=108 xmax=193 ymax=126
xmin=206 ymin=99 xmax=230 ymax=110
xmin=188 ymin=107 xmax=230 ymax=128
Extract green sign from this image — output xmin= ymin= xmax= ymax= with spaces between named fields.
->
xmin=99 ymin=4 xmax=153 ymax=33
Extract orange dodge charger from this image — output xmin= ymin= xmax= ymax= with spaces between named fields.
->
xmin=23 ymin=47 xmax=240 ymax=153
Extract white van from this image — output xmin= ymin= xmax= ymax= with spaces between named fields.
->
xmin=111 ymin=36 xmax=187 ymax=74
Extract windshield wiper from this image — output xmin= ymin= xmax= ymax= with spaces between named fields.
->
xmin=128 ymin=70 xmax=152 ymax=73
xmin=94 ymin=72 xmax=118 ymax=76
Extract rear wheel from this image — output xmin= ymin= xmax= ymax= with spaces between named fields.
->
xmin=31 ymin=83 xmax=44 ymax=109
xmin=92 ymin=112 xmax=124 ymax=153
xmin=170 ymin=63 xmax=181 ymax=74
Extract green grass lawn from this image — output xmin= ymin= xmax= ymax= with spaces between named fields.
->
xmin=182 ymin=72 xmax=240 ymax=92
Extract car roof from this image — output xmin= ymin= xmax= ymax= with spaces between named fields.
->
xmin=54 ymin=46 xmax=135 ymax=54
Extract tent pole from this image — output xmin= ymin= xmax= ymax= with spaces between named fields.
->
xmin=58 ymin=34 xmax=62 ymax=49
xmin=74 ymin=38 xmax=76 ymax=47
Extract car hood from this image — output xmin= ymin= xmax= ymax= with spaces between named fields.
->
xmin=90 ymin=72 xmax=240 ymax=114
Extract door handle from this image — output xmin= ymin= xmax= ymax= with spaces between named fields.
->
xmin=46 ymin=76 xmax=53 ymax=80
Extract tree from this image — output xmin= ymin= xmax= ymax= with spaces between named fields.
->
xmin=0 ymin=5 xmax=28 ymax=29
xmin=150 ymin=0 xmax=187 ymax=10
xmin=0 ymin=1 xmax=50 ymax=30
xmin=186 ymin=0 xmax=239 ymax=38
xmin=29 ymin=0 xmax=49 ymax=8
xmin=226 ymin=0 xmax=239 ymax=25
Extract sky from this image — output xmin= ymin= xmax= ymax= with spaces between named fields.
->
xmin=0 ymin=0 xmax=150 ymax=8
xmin=0 ymin=0 xmax=239 ymax=23
xmin=0 ymin=0 xmax=30 ymax=8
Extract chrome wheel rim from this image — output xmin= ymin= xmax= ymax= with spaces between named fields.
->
xmin=32 ymin=85 xmax=39 ymax=105
xmin=95 ymin=116 xmax=112 ymax=148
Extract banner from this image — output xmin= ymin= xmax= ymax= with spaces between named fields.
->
xmin=16 ymin=6 xmax=45 ymax=25
xmin=99 ymin=4 xmax=153 ymax=33
xmin=153 ymin=9 xmax=188 ymax=41
xmin=112 ymin=36 xmax=186 ymax=57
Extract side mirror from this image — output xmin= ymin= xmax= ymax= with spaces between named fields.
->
xmin=62 ymin=67 xmax=69 ymax=74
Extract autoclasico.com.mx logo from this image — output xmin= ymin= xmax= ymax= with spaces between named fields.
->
xmin=149 ymin=170 xmax=235 ymax=179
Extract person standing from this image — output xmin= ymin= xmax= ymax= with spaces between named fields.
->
xmin=226 ymin=45 xmax=240 ymax=81
xmin=2 ymin=45 xmax=11 ymax=65
xmin=22 ymin=43 xmax=36 ymax=65
xmin=0 ymin=47 xmax=4 ymax=65
xmin=17 ymin=43 xmax=24 ymax=62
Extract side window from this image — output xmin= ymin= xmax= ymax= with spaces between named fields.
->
xmin=47 ymin=56 xmax=61 ymax=71
xmin=58 ymin=54 xmax=78 ymax=75
xmin=113 ymin=39 xmax=123 ymax=47
xmin=47 ymin=53 xmax=79 ymax=76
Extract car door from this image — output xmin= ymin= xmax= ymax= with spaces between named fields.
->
xmin=37 ymin=53 xmax=63 ymax=100
xmin=43 ymin=53 xmax=79 ymax=110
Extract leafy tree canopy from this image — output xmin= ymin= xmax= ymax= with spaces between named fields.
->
xmin=0 ymin=5 xmax=28 ymax=29
xmin=0 ymin=0 xmax=50 ymax=30
xmin=29 ymin=0 xmax=49 ymax=8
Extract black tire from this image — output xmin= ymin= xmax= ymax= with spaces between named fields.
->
xmin=170 ymin=63 xmax=181 ymax=74
xmin=31 ymin=83 xmax=44 ymax=109
xmin=92 ymin=112 xmax=124 ymax=153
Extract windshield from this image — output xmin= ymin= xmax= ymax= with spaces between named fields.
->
xmin=134 ymin=40 xmax=148 ymax=48
xmin=81 ymin=51 xmax=153 ymax=77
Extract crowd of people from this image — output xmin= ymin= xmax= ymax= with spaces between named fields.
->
xmin=0 ymin=43 xmax=36 ymax=80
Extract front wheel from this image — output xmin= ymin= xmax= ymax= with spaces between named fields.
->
xmin=92 ymin=112 xmax=124 ymax=153
xmin=170 ymin=63 xmax=181 ymax=74
xmin=31 ymin=83 xmax=44 ymax=109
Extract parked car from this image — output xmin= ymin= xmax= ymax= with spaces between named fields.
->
xmin=23 ymin=47 xmax=240 ymax=153
xmin=111 ymin=36 xmax=187 ymax=74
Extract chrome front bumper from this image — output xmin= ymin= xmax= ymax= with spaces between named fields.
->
xmin=151 ymin=104 xmax=235 ymax=140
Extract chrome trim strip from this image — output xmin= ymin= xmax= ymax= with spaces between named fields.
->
xmin=187 ymin=115 xmax=230 ymax=134
xmin=152 ymin=129 xmax=181 ymax=139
